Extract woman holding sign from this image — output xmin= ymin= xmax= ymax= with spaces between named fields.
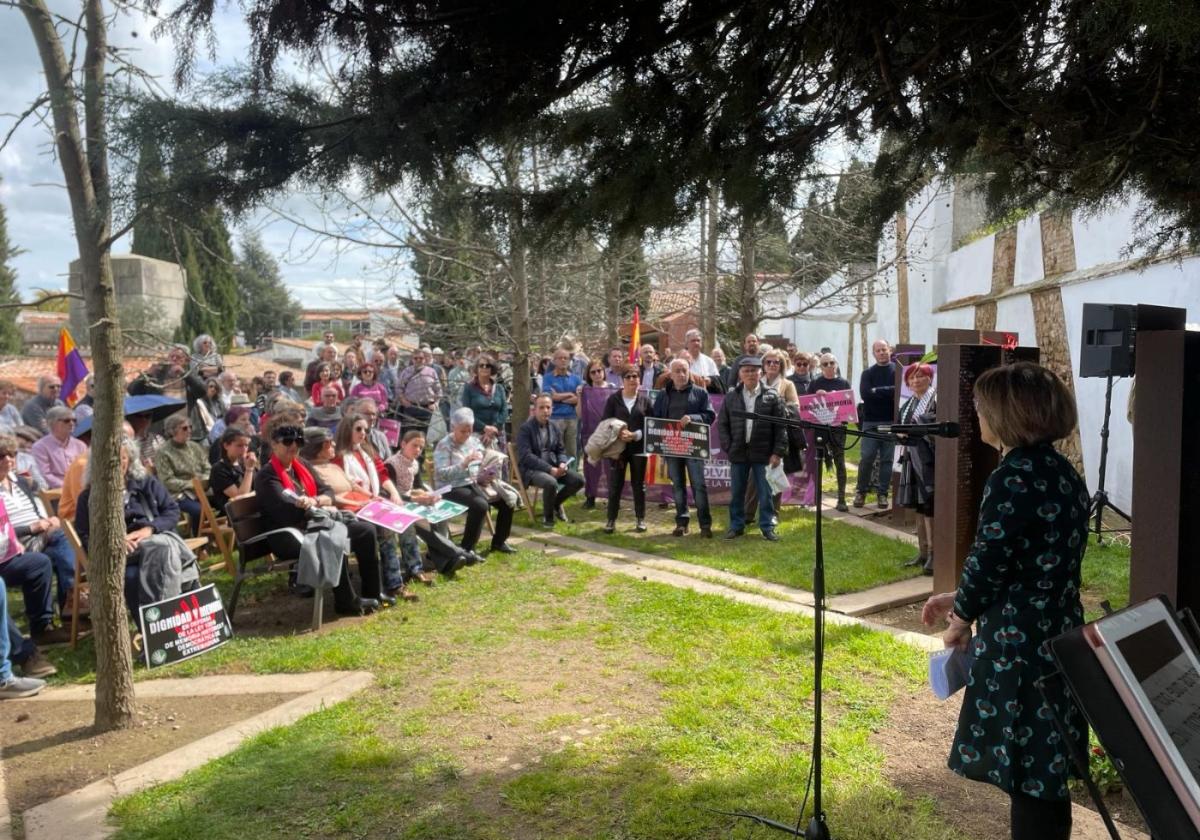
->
xmin=807 ymin=353 xmax=852 ymax=512
xmin=600 ymin=365 xmax=653 ymax=534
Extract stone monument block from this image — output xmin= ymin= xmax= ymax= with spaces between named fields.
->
xmin=67 ymin=254 xmax=187 ymax=343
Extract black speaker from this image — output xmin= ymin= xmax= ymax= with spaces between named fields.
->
xmin=1080 ymin=303 xmax=1138 ymax=378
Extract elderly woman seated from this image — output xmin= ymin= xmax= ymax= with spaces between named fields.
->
xmin=252 ymin=421 xmax=388 ymax=616
xmin=75 ymin=437 xmax=200 ymax=611
xmin=432 ymin=407 xmax=516 ymax=555
xmin=154 ymin=413 xmax=211 ymax=535
xmin=302 ymin=425 xmax=416 ymax=601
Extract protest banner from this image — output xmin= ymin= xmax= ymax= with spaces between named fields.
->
xmin=356 ymin=499 xmax=425 ymax=534
xmin=579 ymin=388 xmax=816 ymax=506
xmin=798 ymin=389 xmax=858 ymax=425
xmin=643 ymin=416 xmax=711 ymax=459
xmin=139 ymin=584 xmax=233 ymax=669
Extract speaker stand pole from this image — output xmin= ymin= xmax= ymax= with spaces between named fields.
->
xmin=1089 ymin=372 xmax=1132 ymax=544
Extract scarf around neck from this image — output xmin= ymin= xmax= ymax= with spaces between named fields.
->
xmin=270 ymin=454 xmax=317 ymax=497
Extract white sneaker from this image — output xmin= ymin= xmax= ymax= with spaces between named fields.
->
xmin=0 ymin=675 xmax=46 ymax=699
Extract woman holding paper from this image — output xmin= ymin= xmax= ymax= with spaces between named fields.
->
xmin=599 ymin=364 xmax=652 ymax=533
xmin=434 ymin=408 xmax=516 ymax=555
xmin=921 ymin=362 xmax=1088 ymax=840
xmin=332 ymin=415 xmax=419 ymax=599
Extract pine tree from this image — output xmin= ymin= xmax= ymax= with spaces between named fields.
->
xmin=235 ymin=231 xmax=300 ymax=347
xmin=0 ymin=182 xmax=22 ymax=354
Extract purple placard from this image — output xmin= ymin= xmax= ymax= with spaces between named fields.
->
xmin=356 ymin=499 xmax=423 ymax=534
xmin=579 ymin=388 xmax=816 ymax=506
xmin=797 ymin=389 xmax=858 ymax=426
xmin=378 ymin=418 xmax=402 ymax=448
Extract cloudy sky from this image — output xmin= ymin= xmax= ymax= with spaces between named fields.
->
xmin=0 ymin=0 xmax=406 ymax=309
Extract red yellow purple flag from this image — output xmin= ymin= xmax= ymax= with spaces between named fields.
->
xmin=629 ymin=306 xmax=641 ymax=363
xmin=56 ymin=327 xmax=89 ymax=407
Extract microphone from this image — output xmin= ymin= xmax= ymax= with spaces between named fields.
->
xmin=877 ymin=422 xmax=960 ymax=438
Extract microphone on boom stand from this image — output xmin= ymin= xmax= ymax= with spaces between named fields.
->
xmin=875 ymin=421 xmax=960 ymax=438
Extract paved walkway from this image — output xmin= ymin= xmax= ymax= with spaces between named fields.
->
xmin=1 ymin=671 xmax=374 ymax=840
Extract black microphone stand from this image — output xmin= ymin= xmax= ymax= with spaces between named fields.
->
xmin=724 ymin=410 xmax=935 ymax=839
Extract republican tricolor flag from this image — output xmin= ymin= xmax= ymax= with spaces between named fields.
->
xmin=629 ymin=306 xmax=640 ymax=364
xmin=56 ymin=327 xmax=89 ymax=407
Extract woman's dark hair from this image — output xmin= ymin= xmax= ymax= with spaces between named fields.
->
xmin=974 ymin=362 xmax=1078 ymax=448
xmin=220 ymin=425 xmax=252 ymax=460
xmin=334 ymin=412 xmax=377 ymax=459
xmin=472 ymin=355 xmax=497 ymax=386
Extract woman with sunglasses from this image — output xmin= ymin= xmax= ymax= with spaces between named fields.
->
xmin=807 ymin=353 xmax=853 ymax=512
xmin=253 ymin=420 xmax=385 ymax=616
xmin=578 ymin=355 xmax=617 ymax=509
xmin=460 ymin=355 xmax=508 ymax=445
xmin=599 ymin=365 xmax=652 ymax=533
xmin=349 ymin=363 xmax=389 ymax=414
xmin=788 ymin=352 xmax=814 ymax=391
xmin=334 ymin=414 xmax=419 ymax=600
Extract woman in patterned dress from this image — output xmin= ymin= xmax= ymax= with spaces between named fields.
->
xmin=922 ymin=362 xmax=1089 ymax=840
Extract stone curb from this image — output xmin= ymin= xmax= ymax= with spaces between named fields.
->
xmin=6 ymin=670 xmax=374 ymax=840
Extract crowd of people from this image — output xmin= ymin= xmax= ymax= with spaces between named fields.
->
xmin=0 ymin=330 xmax=942 ymax=698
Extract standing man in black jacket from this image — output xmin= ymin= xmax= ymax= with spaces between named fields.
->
xmin=717 ymin=356 xmax=788 ymax=541
xmin=854 ymin=339 xmax=899 ymax=509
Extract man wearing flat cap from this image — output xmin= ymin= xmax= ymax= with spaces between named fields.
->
xmin=716 ymin=355 xmax=788 ymax=541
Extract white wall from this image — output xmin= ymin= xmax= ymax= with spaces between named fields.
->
xmin=772 ymin=186 xmax=1200 ymax=512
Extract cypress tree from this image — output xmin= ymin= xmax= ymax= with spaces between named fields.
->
xmin=189 ymin=207 xmax=240 ymax=347
xmin=0 ymin=182 xmax=21 ymax=354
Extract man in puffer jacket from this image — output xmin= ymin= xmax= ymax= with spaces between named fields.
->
xmin=716 ymin=355 xmax=788 ymax=541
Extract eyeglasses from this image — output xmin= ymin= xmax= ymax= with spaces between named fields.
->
xmin=821 ymin=362 xmax=837 ymax=367
xmin=353 ymin=426 xmax=368 ymax=433
xmin=275 ymin=426 xmax=304 ymax=445
xmin=0 ymin=450 xmax=16 ymax=458
xmin=590 ymin=369 xmax=604 ymax=375
xmin=58 ymin=418 xmax=78 ymax=424
xmin=46 ymin=384 xmax=61 ymax=390
xmin=177 ymin=424 xmax=191 ymax=431
xmin=623 ymin=373 xmax=640 ymax=380
xmin=478 ymin=363 xmax=493 ymax=370
xmin=795 ymin=362 xmax=810 ymax=367
xmin=763 ymin=360 xmax=781 ymax=366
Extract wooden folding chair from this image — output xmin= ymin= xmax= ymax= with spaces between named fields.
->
xmin=61 ymin=520 xmax=90 ymax=649
xmin=38 ymin=487 xmax=62 ymax=517
xmin=192 ymin=477 xmax=237 ymax=574
xmin=507 ymin=441 xmax=540 ymax=524
xmin=224 ymin=494 xmax=321 ymax=631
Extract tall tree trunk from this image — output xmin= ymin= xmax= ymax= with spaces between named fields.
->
xmin=736 ymin=214 xmax=758 ymax=340
xmin=604 ymin=256 xmax=621 ymax=349
xmin=21 ymin=0 xmax=135 ymax=730
xmin=503 ymin=144 xmax=532 ymax=430
xmin=704 ymin=189 xmax=719 ymax=350
xmin=698 ymin=189 xmax=708 ymax=343
xmin=895 ymin=211 xmax=910 ymax=344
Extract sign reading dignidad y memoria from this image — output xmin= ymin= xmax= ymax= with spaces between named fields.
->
xmin=139 ymin=584 xmax=234 ymax=669
xmin=642 ymin=416 xmax=712 ymax=460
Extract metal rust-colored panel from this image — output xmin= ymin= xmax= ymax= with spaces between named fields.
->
xmin=1130 ymin=330 xmax=1200 ymax=612
xmin=931 ymin=343 xmax=1038 ymax=594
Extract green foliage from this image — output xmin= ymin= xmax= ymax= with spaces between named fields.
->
xmin=131 ymin=140 xmax=242 ymax=348
xmin=33 ymin=289 xmax=70 ymax=313
xmin=0 ymin=185 xmax=21 ymax=353
xmin=234 ymin=231 xmax=300 ymax=347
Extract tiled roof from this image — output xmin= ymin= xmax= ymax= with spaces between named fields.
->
xmin=0 ymin=352 xmax=293 ymax=396
xmin=648 ymin=281 xmax=700 ymax=319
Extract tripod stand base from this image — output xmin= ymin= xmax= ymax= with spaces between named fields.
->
xmin=805 ymin=814 xmax=831 ymax=840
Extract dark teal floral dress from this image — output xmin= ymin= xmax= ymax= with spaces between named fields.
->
xmin=949 ymin=443 xmax=1090 ymax=800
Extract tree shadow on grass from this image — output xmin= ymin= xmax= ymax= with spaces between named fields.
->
xmin=105 ymin=702 xmax=966 ymax=840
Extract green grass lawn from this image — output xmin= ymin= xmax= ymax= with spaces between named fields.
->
xmin=1080 ymin=539 xmax=1131 ymax=621
xmin=554 ymin=497 xmax=921 ymax=596
xmin=102 ymin=550 xmax=961 ymax=840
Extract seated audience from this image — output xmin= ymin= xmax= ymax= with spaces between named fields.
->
xmin=517 ymin=394 xmax=585 ymax=528
xmin=307 ymin=386 xmax=344 ymax=430
xmin=208 ymin=405 xmax=259 ymax=464
xmin=349 ymin=362 xmax=389 ymax=414
xmin=76 ymin=437 xmax=200 ymax=610
xmin=30 ymin=406 xmax=87 ymax=489
xmin=0 ymin=380 xmax=22 ymax=433
xmin=0 ymin=578 xmax=49 ymax=698
xmin=191 ymin=333 xmax=224 ymax=374
xmin=11 ymin=427 xmax=48 ymax=491
xmin=154 ymin=414 xmax=210 ymax=535
xmin=209 ymin=426 xmax=259 ymax=512
xmin=433 ymin=408 xmax=516 ymax=555
xmin=0 ymin=435 xmax=73 ymax=644
xmin=21 ymin=376 xmax=63 ymax=434
xmin=333 ymin=414 xmax=416 ymax=600
xmin=252 ymin=421 xmax=384 ymax=615
xmin=386 ymin=431 xmax=481 ymax=573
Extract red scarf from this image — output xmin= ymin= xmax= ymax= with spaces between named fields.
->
xmin=270 ymin=454 xmax=317 ymax=497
